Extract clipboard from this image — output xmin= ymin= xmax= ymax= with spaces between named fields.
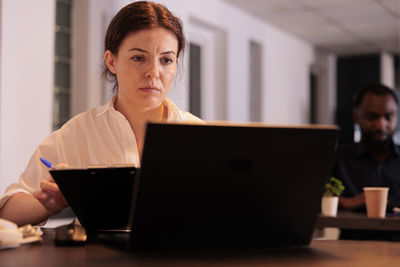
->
xmin=50 ymin=166 xmax=137 ymax=233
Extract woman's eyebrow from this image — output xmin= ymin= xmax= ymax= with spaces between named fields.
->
xmin=128 ymin=47 xmax=148 ymax=53
xmin=127 ymin=48 xmax=176 ymax=56
xmin=161 ymin=50 xmax=176 ymax=55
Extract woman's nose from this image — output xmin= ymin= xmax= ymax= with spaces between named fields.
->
xmin=145 ymin=60 xmax=160 ymax=79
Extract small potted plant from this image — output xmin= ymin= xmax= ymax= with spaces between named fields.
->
xmin=321 ymin=177 xmax=345 ymax=216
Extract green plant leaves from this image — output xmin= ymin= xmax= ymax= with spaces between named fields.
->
xmin=324 ymin=177 xmax=345 ymax=197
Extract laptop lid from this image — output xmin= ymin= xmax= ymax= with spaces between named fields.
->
xmin=50 ymin=166 xmax=136 ymax=233
xmin=128 ymin=123 xmax=338 ymax=251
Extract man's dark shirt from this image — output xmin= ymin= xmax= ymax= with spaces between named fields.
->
xmin=331 ymin=141 xmax=400 ymax=241
xmin=331 ymin=141 xmax=400 ymax=205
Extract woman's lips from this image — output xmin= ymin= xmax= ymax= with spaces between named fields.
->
xmin=139 ymin=87 xmax=160 ymax=93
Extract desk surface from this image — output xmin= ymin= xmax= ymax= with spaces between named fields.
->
xmin=1 ymin=230 xmax=400 ymax=267
xmin=317 ymin=210 xmax=400 ymax=231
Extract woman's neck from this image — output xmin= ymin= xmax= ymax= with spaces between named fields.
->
xmin=115 ymin=96 xmax=164 ymax=126
xmin=114 ymin=96 xmax=166 ymax=158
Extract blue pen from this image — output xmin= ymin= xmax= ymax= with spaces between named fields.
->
xmin=40 ymin=157 xmax=54 ymax=168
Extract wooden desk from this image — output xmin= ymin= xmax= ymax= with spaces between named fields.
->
xmin=316 ymin=210 xmax=400 ymax=231
xmin=1 ymin=229 xmax=400 ymax=266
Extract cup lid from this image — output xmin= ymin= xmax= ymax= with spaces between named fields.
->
xmin=363 ymin=187 xmax=389 ymax=191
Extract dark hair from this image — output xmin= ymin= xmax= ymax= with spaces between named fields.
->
xmin=103 ymin=1 xmax=186 ymax=91
xmin=353 ymin=84 xmax=399 ymax=109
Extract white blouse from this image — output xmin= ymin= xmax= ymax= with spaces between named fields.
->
xmin=0 ymin=95 xmax=203 ymax=208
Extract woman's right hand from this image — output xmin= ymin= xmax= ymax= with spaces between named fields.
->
xmin=33 ymin=163 xmax=69 ymax=215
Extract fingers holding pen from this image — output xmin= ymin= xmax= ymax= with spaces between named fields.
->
xmin=33 ymin=179 xmax=60 ymax=202
xmin=34 ymin=158 xmax=70 ymax=214
xmin=38 ymin=158 xmax=69 ymax=191
xmin=33 ymin=179 xmax=68 ymax=215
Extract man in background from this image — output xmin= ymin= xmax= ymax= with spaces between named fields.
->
xmin=331 ymin=84 xmax=400 ymax=240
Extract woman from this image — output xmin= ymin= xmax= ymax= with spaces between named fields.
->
xmin=0 ymin=1 xmax=202 ymax=226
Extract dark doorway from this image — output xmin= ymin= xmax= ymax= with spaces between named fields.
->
xmin=310 ymin=73 xmax=318 ymax=124
xmin=336 ymin=54 xmax=380 ymax=144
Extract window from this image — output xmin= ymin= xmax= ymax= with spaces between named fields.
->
xmin=53 ymin=0 xmax=72 ymax=129
xmin=189 ymin=43 xmax=202 ymax=117
xmin=188 ymin=18 xmax=227 ymax=121
xmin=249 ymin=41 xmax=262 ymax=122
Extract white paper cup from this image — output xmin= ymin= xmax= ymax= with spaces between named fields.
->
xmin=363 ymin=187 xmax=389 ymax=218
xmin=321 ymin=196 xmax=339 ymax=217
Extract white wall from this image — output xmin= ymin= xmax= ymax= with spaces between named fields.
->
xmin=159 ymin=0 xmax=315 ymax=123
xmin=262 ymin=26 xmax=314 ymax=124
xmin=381 ymin=52 xmax=395 ymax=88
xmin=314 ymin=52 xmax=337 ymax=125
xmin=0 ymin=0 xmax=55 ymax=193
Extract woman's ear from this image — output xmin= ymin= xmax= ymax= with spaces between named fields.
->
xmin=104 ymin=50 xmax=117 ymax=74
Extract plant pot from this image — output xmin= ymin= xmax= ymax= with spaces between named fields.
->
xmin=321 ymin=196 xmax=339 ymax=216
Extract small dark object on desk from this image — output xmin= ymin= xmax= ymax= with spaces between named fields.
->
xmin=54 ymin=222 xmax=87 ymax=246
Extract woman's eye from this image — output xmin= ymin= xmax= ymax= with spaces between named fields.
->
xmin=161 ymin=58 xmax=174 ymax=65
xmin=131 ymin=56 xmax=144 ymax=62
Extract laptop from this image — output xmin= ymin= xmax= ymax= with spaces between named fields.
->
xmin=128 ymin=122 xmax=338 ymax=251
xmin=50 ymin=166 xmax=137 ymax=234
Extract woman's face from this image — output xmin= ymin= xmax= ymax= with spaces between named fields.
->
xmin=105 ymin=27 xmax=178 ymax=111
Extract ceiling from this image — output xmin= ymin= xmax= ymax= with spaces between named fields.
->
xmin=223 ymin=0 xmax=400 ymax=55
